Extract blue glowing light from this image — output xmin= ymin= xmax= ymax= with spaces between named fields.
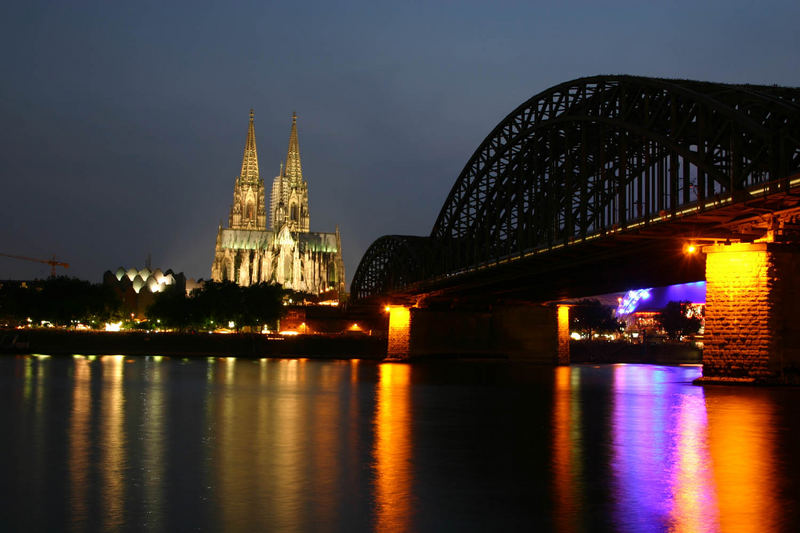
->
xmin=617 ymin=288 xmax=652 ymax=316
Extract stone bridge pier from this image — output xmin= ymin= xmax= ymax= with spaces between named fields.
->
xmin=700 ymin=242 xmax=800 ymax=384
xmin=385 ymin=240 xmax=800 ymax=383
xmin=386 ymin=302 xmax=571 ymax=364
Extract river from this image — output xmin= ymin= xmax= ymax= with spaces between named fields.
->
xmin=1 ymin=355 xmax=799 ymax=532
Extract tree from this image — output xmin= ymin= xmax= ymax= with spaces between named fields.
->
xmin=147 ymin=284 xmax=192 ymax=330
xmin=190 ymin=280 xmax=242 ymax=329
xmin=0 ymin=281 xmax=33 ymax=326
xmin=240 ymin=282 xmax=284 ymax=330
xmin=658 ymin=301 xmax=702 ymax=340
xmin=570 ymin=299 xmax=621 ymax=337
xmin=147 ymin=280 xmax=285 ymax=331
xmin=3 ymin=277 xmax=120 ymax=327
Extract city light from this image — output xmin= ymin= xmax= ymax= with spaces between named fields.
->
xmin=386 ymin=305 xmax=411 ymax=359
xmin=557 ymin=304 xmax=570 ymax=365
xmin=616 ymin=288 xmax=652 ymax=316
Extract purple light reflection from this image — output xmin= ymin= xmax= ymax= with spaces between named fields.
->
xmin=611 ymin=364 xmax=718 ymax=532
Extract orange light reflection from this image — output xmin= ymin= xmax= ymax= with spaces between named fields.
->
xmin=69 ymin=358 xmax=91 ymax=525
xmin=101 ymin=355 xmax=126 ymax=531
xmin=552 ymin=366 xmax=582 ymax=531
xmin=708 ymin=393 xmax=779 ymax=532
xmin=668 ymin=391 xmax=717 ymax=532
xmin=374 ymin=363 xmax=412 ymax=532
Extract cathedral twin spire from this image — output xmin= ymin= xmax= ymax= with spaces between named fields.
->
xmin=229 ymin=110 xmax=309 ymax=233
xmin=213 ymin=109 xmax=344 ymax=297
xmin=270 ymin=111 xmax=309 ymax=232
xmin=228 ymin=109 xmax=266 ymax=230
xmin=239 ymin=109 xmax=260 ymax=184
xmin=283 ymin=112 xmax=303 ymax=186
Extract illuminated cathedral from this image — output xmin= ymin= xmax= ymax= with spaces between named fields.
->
xmin=211 ymin=111 xmax=345 ymax=299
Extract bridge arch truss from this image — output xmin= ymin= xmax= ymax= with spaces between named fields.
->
xmin=352 ymin=75 xmax=800 ymax=301
xmin=349 ymin=235 xmax=434 ymax=302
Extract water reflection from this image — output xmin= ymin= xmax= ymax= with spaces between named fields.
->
xmin=101 ymin=355 xmax=126 ymax=531
xmin=69 ymin=357 xmax=91 ymax=526
xmin=608 ymin=364 xmax=785 ymax=532
xmin=612 ymin=365 xmax=674 ymax=530
xmin=142 ymin=356 xmax=165 ymax=530
xmin=668 ymin=389 xmax=717 ymax=532
xmin=551 ymin=366 xmax=583 ymax=531
xmin=1 ymin=357 xmax=798 ymax=532
xmin=213 ymin=357 xmax=280 ymax=529
xmin=373 ymin=363 xmax=413 ymax=532
xmin=310 ymin=361 xmax=342 ymax=527
xmin=707 ymin=392 xmax=779 ymax=532
xmin=206 ymin=358 xmax=363 ymax=531
xmin=267 ymin=359 xmax=306 ymax=531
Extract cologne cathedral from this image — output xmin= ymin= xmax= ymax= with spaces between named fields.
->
xmin=211 ymin=111 xmax=345 ymax=299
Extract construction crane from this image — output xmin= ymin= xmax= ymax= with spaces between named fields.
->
xmin=0 ymin=252 xmax=70 ymax=277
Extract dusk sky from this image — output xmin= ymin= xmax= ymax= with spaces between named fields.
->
xmin=2 ymin=0 xmax=798 ymax=284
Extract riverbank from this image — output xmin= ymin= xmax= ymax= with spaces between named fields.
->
xmin=1 ymin=329 xmax=703 ymax=364
xmin=570 ymin=339 xmax=702 ymax=365
xmin=0 ymin=329 xmax=387 ymax=359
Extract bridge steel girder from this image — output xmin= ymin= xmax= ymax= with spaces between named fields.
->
xmin=349 ymin=235 xmax=435 ymax=303
xmin=351 ymin=75 xmax=800 ymax=302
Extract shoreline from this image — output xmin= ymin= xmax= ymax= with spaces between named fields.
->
xmin=2 ymin=329 xmax=703 ymax=364
xmin=0 ymin=329 xmax=387 ymax=359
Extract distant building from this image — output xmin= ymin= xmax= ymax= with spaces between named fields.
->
xmin=185 ymin=277 xmax=204 ymax=295
xmin=210 ymin=111 xmax=345 ymax=299
xmin=103 ymin=267 xmax=189 ymax=318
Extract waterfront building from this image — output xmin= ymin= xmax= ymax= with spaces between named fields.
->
xmin=103 ymin=266 xmax=188 ymax=318
xmin=211 ymin=111 xmax=345 ymax=299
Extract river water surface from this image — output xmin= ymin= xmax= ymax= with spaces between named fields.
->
xmin=1 ymin=355 xmax=799 ymax=532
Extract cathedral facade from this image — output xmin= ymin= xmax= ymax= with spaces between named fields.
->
xmin=211 ymin=111 xmax=345 ymax=299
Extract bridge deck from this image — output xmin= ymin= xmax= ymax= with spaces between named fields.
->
xmin=397 ymin=187 xmax=800 ymax=304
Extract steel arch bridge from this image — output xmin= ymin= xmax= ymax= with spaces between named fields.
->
xmin=350 ymin=236 xmax=434 ymax=301
xmin=351 ymin=75 xmax=800 ymax=302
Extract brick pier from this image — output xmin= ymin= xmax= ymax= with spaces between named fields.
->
xmin=700 ymin=242 xmax=800 ymax=383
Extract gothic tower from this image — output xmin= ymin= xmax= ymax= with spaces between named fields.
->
xmin=228 ymin=109 xmax=267 ymax=230
xmin=213 ymin=110 xmax=345 ymax=299
xmin=270 ymin=113 xmax=310 ymax=232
